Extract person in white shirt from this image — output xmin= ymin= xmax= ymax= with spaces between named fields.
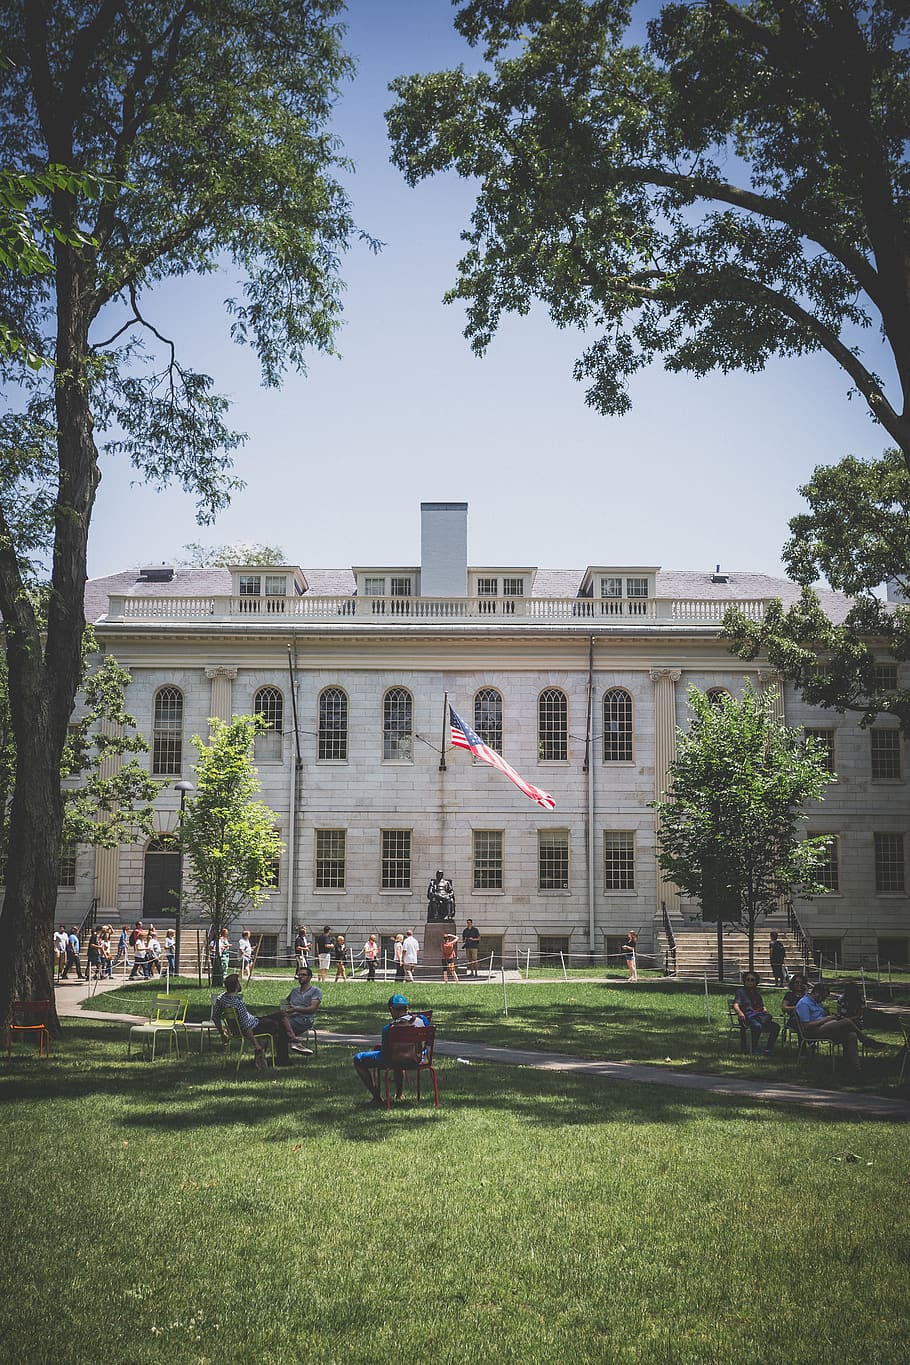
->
xmin=146 ymin=932 xmax=162 ymax=976
xmin=402 ymin=930 xmax=419 ymax=983
xmin=54 ymin=927 xmax=68 ymax=981
xmin=238 ymin=930 xmax=254 ymax=980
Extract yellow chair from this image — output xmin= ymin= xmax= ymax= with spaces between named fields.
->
xmin=128 ymin=995 xmax=189 ymax=1061
xmin=220 ymin=1005 xmax=276 ymax=1073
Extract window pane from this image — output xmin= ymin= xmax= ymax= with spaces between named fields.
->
xmin=538 ymin=689 xmax=567 ymax=761
xmin=474 ymin=688 xmax=503 ymax=754
xmin=473 ymin=830 xmax=503 ymax=890
xmin=538 ymin=830 xmax=569 ymax=890
xmin=239 ymin=575 xmax=261 ymax=596
xmin=603 ymin=689 xmax=633 ymax=762
xmin=390 ymin=577 xmax=412 ymax=597
xmin=58 ymin=843 xmax=77 ymax=888
xmin=626 ymin=577 xmax=648 ymax=598
xmin=364 ymin=577 xmax=385 ymax=596
xmin=315 ymin=829 xmax=346 ymax=889
xmin=318 ymin=687 xmax=348 ymax=760
xmin=383 ymin=688 xmax=413 ymax=761
xmin=477 ymin=577 xmax=498 ymax=596
xmin=254 ymin=687 xmax=283 ymax=761
xmin=875 ymin=832 xmax=905 ymax=892
xmin=873 ymin=663 xmax=898 ymax=692
xmin=816 ymin=835 xmax=839 ymax=891
xmin=382 ymin=829 xmax=411 ymax=889
xmin=804 ymin=728 xmax=835 ymax=774
xmin=503 ymin=577 xmax=524 ymax=596
xmin=264 ymin=575 xmax=287 ymax=597
xmin=600 ymin=577 xmax=622 ymax=598
xmin=871 ymin=729 xmax=901 ymax=778
xmin=604 ymin=831 xmax=635 ymax=890
xmin=153 ymin=687 xmax=183 ymax=775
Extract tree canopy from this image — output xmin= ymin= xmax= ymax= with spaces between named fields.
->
xmin=179 ymin=715 xmax=283 ymax=989
xmin=179 ymin=542 xmax=287 ymax=568
xmin=0 ymin=1 xmax=362 ymax=1023
xmin=655 ymin=685 xmax=834 ymax=973
xmin=388 ymin=1 xmax=910 ymax=461
xmin=724 ymin=447 xmax=910 ymax=732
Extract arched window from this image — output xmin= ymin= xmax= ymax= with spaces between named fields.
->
xmin=254 ymin=686 xmax=283 ymax=762
xmin=152 ymin=687 xmax=183 ymax=775
xmin=538 ymin=688 xmax=567 ymax=761
xmin=603 ymin=688 xmax=633 ymax=762
xmin=474 ymin=688 xmax=503 ymax=754
xmin=706 ymin=687 xmax=732 ymax=707
xmin=383 ymin=687 xmax=413 ymax=761
xmin=318 ymin=687 xmax=348 ymax=761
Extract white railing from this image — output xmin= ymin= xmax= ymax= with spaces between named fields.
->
xmin=104 ymin=593 xmax=768 ymax=625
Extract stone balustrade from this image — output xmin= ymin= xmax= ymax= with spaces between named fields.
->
xmin=103 ymin=593 xmax=769 ymax=625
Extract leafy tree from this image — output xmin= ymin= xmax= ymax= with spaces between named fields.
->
xmin=178 ymin=715 xmax=283 ymax=989
xmin=724 ymin=448 xmax=910 ymax=733
xmin=179 ymin=542 xmax=287 ymax=568
xmin=654 ymin=685 xmax=835 ymax=976
xmin=0 ymin=2 xmax=362 ymax=1025
xmin=388 ymin=2 xmax=910 ymax=462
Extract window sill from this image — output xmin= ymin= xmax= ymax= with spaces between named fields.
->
xmin=472 ymin=888 xmax=504 ymax=896
xmin=604 ymin=888 xmax=638 ymax=895
xmin=537 ymin=888 xmax=572 ymax=895
xmin=313 ymin=888 xmax=347 ymax=895
xmin=379 ymin=888 xmax=413 ymax=895
xmin=316 ymin=759 xmax=349 ymax=766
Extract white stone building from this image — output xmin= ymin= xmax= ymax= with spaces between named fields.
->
xmin=70 ymin=502 xmax=907 ymax=971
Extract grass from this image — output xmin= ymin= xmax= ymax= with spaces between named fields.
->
xmin=2 ymin=982 xmax=908 ymax=1364
xmin=87 ymin=975 xmax=909 ymax=1094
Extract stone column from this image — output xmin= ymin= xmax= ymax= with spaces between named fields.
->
xmin=651 ymin=668 xmax=682 ymax=917
xmin=205 ymin=666 xmax=238 ymax=723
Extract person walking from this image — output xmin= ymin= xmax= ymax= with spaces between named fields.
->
xmin=393 ymin=933 xmax=405 ymax=982
xmin=54 ymin=925 xmax=68 ymax=981
xmin=62 ymin=926 xmax=83 ymax=980
xmin=768 ymin=931 xmax=786 ymax=986
xmin=333 ymin=933 xmax=348 ymax=982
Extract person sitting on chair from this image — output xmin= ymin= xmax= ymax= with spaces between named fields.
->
xmin=794 ymin=982 xmax=883 ymax=1074
xmin=212 ymin=973 xmax=308 ymax=1069
xmin=353 ymin=994 xmax=427 ymax=1107
xmin=280 ymin=964 xmax=322 ymax=1054
xmin=732 ymin=971 xmax=780 ymax=1055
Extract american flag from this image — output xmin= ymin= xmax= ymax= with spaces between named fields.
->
xmin=449 ymin=705 xmax=556 ymax=810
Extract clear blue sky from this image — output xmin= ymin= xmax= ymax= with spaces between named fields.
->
xmin=88 ymin=0 xmax=892 ymax=581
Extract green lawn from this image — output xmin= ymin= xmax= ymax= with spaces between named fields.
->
xmin=2 ymin=983 xmax=908 ymax=1364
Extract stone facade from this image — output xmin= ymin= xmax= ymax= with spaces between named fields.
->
xmin=65 ymin=505 xmax=908 ymax=969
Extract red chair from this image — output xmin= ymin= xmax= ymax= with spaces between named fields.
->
xmin=379 ymin=1022 xmax=439 ymax=1111
xmin=8 ymin=1000 xmax=51 ymax=1058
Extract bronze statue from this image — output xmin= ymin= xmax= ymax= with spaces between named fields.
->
xmin=426 ymin=869 xmax=455 ymax=922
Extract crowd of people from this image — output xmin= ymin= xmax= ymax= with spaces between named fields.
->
xmin=54 ymin=920 xmax=176 ymax=981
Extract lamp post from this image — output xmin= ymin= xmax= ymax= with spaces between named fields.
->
xmin=174 ymin=780 xmax=194 ymax=974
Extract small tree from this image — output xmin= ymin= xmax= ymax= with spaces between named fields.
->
xmin=655 ymin=685 xmax=835 ymax=977
xmin=178 ymin=716 xmax=283 ymax=989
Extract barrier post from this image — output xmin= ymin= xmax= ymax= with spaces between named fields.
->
xmin=501 ymin=967 xmax=508 ymax=1016
xmin=559 ymin=951 xmax=568 ymax=983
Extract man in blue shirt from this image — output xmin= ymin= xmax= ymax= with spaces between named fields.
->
xmin=61 ymin=926 xmax=83 ymax=980
xmin=794 ymin=983 xmax=882 ymax=1072
xmin=353 ymin=994 xmax=427 ymax=1106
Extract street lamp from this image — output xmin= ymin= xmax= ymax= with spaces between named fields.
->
xmin=174 ymin=780 xmax=194 ymax=973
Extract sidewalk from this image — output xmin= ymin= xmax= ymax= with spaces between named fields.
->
xmin=53 ymin=978 xmax=910 ymax=1121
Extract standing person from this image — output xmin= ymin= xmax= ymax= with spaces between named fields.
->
xmin=146 ymin=929 xmax=163 ymax=977
xmin=441 ymin=931 xmax=459 ymax=984
xmin=238 ymin=930 xmax=254 ymax=981
xmin=100 ymin=926 xmax=114 ymax=979
xmin=363 ymin=933 xmax=379 ymax=982
xmin=294 ymin=924 xmax=310 ymax=970
xmin=333 ymin=933 xmax=348 ymax=982
xmin=87 ymin=928 xmax=103 ymax=981
xmin=218 ymin=931 xmax=231 ymax=979
xmin=622 ymin=931 xmax=638 ymax=982
xmin=393 ymin=933 xmax=405 ymax=982
xmin=461 ymin=918 xmax=480 ymax=977
xmin=129 ymin=933 xmax=149 ymax=980
xmin=316 ymin=926 xmax=334 ymax=983
xmin=164 ymin=928 xmax=177 ymax=978
xmin=129 ymin=920 xmax=144 ymax=950
xmin=113 ymin=926 xmax=130 ymax=970
xmin=53 ymin=925 xmax=68 ymax=981
xmin=62 ymin=926 xmax=83 ymax=980
xmin=769 ymin=931 xmax=786 ymax=986
xmin=402 ymin=929 xmax=419 ymax=983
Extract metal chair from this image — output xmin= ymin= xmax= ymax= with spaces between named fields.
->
xmin=727 ymin=1000 xmax=753 ymax=1054
xmin=220 ymin=1005 xmax=276 ymax=1073
xmin=897 ymin=1018 xmax=910 ymax=1087
xmin=378 ymin=1022 xmax=439 ymax=1110
xmin=8 ymin=1000 xmax=51 ymax=1058
xmin=128 ymin=995 xmax=188 ymax=1060
xmin=791 ymin=1011 xmax=844 ymax=1072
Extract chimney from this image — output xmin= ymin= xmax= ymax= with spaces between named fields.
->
xmin=420 ymin=502 xmax=468 ymax=597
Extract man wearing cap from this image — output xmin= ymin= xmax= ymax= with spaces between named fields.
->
xmin=353 ymin=994 xmax=427 ymax=1106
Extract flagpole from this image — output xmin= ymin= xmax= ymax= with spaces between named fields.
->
xmin=439 ymin=691 xmax=448 ymax=772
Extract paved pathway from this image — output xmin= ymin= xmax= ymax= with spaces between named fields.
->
xmin=53 ymin=977 xmax=910 ymax=1121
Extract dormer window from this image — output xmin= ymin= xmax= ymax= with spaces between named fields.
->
xmin=600 ymin=577 xmax=622 ymax=599
xmin=364 ymin=577 xmax=385 ymax=596
xmin=478 ymin=577 xmax=498 ymax=597
xmin=503 ymin=577 xmax=524 ymax=597
xmin=626 ymin=577 xmax=649 ymax=599
xmin=390 ymin=576 xmax=412 ymax=597
xmin=237 ymin=571 xmax=290 ymax=614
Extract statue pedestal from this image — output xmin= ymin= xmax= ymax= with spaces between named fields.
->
xmin=421 ymin=923 xmax=449 ymax=973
